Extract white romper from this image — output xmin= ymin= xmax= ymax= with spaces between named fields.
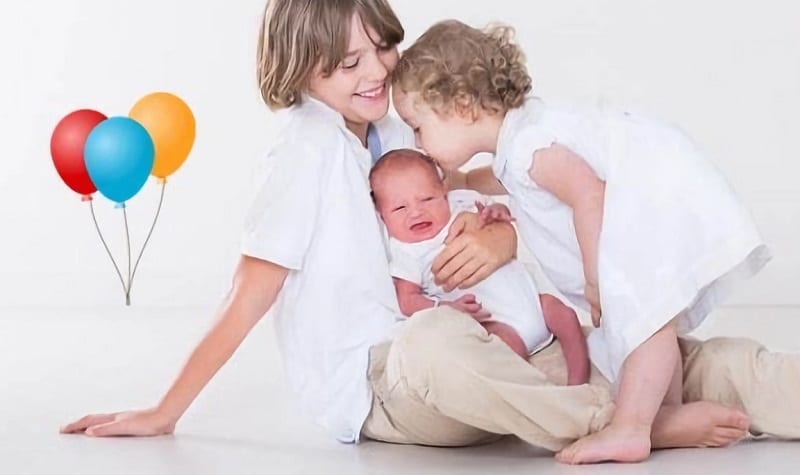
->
xmin=389 ymin=190 xmax=553 ymax=354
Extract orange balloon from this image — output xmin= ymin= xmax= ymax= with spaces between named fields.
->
xmin=129 ymin=92 xmax=195 ymax=179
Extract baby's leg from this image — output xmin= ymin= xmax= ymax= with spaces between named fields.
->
xmin=557 ymin=319 xmax=680 ymax=464
xmin=540 ymin=294 xmax=590 ymax=385
xmin=482 ymin=321 xmax=528 ymax=359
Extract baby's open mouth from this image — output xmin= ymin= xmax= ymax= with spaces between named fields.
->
xmin=410 ymin=221 xmax=432 ymax=232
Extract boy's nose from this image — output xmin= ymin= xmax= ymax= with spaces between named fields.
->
xmin=365 ymin=52 xmax=389 ymax=82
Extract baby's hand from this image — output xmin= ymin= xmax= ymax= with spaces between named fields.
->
xmin=476 ymin=202 xmax=514 ymax=225
xmin=443 ymin=294 xmax=492 ymax=322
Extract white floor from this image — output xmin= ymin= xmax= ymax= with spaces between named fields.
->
xmin=2 ymin=305 xmax=798 ymax=475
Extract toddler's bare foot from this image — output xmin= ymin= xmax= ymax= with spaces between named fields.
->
xmin=652 ymin=401 xmax=750 ymax=449
xmin=556 ymin=423 xmax=651 ymax=464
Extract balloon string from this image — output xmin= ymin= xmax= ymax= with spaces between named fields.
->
xmin=128 ymin=182 xmax=166 ymax=296
xmin=123 ymin=206 xmax=132 ymax=306
xmin=89 ymin=200 xmax=127 ymax=296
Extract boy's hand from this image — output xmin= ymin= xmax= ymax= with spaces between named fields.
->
xmin=445 ymin=211 xmax=483 ymax=242
xmin=443 ymin=294 xmax=492 ymax=321
xmin=476 ymin=202 xmax=514 ymax=225
xmin=60 ymin=407 xmax=176 ymax=437
xmin=585 ymin=281 xmax=601 ymax=327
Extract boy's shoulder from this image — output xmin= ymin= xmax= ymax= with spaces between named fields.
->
xmin=273 ymin=102 xmax=348 ymax=147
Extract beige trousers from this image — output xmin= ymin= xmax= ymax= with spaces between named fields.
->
xmin=363 ymin=307 xmax=800 ymax=451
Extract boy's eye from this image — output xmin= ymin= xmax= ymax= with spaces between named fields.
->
xmin=392 ymin=205 xmax=406 ymax=212
xmin=342 ymin=58 xmax=360 ymax=69
xmin=422 ymin=197 xmax=434 ymax=202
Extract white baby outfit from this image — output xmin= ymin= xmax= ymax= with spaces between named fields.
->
xmin=389 ymin=189 xmax=553 ymax=354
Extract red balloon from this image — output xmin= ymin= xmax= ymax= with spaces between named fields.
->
xmin=51 ymin=109 xmax=107 ymax=197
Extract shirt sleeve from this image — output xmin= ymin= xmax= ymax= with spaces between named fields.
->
xmin=240 ymin=141 xmax=326 ymax=270
xmin=509 ymin=126 xmax=558 ymax=190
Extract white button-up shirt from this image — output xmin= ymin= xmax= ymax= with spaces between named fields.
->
xmin=241 ymin=96 xmax=413 ymax=442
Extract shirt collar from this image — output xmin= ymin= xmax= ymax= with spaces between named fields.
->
xmin=298 ymin=94 xmax=381 ymax=160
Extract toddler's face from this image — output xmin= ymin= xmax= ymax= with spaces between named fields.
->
xmin=373 ymin=164 xmax=451 ymax=243
xmin=308 ymin=13 xmax=399 ymax=128
xmin=393 ymin=88 xmax=475 ymax=171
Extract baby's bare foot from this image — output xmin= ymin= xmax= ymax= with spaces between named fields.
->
xmin=556 ymin=424 xmax=651 ymax=464
xmin=652 ymin=401 xmax=750 ymax=449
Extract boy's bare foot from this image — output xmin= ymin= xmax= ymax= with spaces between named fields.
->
xmin=651 ymin=401 xmax=750 ymax=449
xmin=555 ymin=424 xmax=651 ymax=464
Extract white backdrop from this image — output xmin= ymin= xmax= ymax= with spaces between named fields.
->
xmin=1 ymin=0 xmax=798 ymax=308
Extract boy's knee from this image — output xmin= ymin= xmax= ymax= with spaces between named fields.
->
xmin=395 ymin=307 xmax=481 ymax=351
xmin=394 ymin=306 xmax=486 ymax=370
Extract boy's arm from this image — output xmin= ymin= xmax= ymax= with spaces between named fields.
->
xmin=528 ymin=144 xmax=605 ymax=326
xmin=540 ymin=295 xmax=590 ymax=385
xmin=434 ymin=216 xmax=517 ymax=292
xmin=60 ymin=255 xmax=288 ymax=437
xmin=445 ymin=166 xmax=508 ymax=195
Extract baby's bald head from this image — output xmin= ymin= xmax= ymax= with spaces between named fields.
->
xmin=369 ymin=149 xmax=443 ymax=206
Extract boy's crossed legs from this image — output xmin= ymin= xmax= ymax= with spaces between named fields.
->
xmin=364 ymin=308 xmax=794 ymax=454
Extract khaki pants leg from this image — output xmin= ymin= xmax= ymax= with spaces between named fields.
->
xmin=362 ymin=307 xmax=615 ymax=451
xmin=680 ymin=336 xmax=800 ymax=438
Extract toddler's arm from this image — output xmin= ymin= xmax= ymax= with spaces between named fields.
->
xmin=528 ymin=144 xmax=605 ymax=325
xmin=445 ymin=166 xmax=508 ymax=195
xmin=394 ymin=278 xmax=490 ymax=320
xmin=540 ymin=294 xmax=590 ymax=385
xmin=60 ymin=255 xmax=288 ymax=437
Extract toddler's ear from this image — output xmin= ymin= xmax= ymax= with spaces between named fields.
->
xmin=453 ymin=97 xmax=479 ymax=123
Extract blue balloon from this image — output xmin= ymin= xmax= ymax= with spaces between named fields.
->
xmin=84 ymin=117 xmax=155 ymax=205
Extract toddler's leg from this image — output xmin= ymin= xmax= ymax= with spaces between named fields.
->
xmin=482 ymin=321 xmax=528 ymax=359
xmin=557 ymin=319 xmax=680 ymax=464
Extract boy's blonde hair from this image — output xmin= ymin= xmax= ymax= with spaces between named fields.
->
xmin=257 ymin=0 xmax=404 ymax=110
xmin=393 ymin=20 xmax=531 ymax=116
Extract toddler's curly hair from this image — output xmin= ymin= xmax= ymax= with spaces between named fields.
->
xmin=393 ymin=20 xmax=532 ymax=116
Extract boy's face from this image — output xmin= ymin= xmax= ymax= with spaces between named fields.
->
xmin=373 ymin=163 xmax=451 ymax=244
xmin=393 ymin=88 xmax=476 ymax=171
xmin=308 ymin=14 xmax=399 ymax=130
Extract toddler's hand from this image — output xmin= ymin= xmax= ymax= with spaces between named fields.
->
xmin=476 ymin=202 xmax=514 ymax=225
xmin=443 ymin=294 xmax=492 ymax=322
xmin=585 ymin=281 xmax=602 ymax=327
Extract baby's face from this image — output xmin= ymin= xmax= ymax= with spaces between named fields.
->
xmin=373 ymin=164 xmax=451 ymax=243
